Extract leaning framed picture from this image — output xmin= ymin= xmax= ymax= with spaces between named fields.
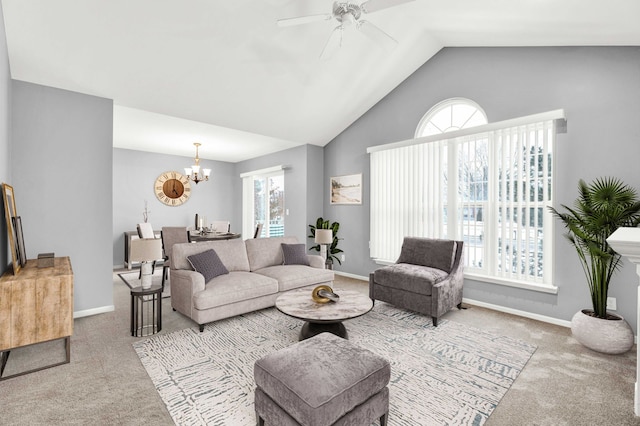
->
xmin=2 ymin=183 xmax=20 ymax=274
xmin=330 ymin=174 xmax=362 ymax=205
xmin=13 ymin=216 xmax=26 ymax=267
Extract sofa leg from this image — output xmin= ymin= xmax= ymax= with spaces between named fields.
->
xmin=457 ymin=302 xmax=467 ymax=310
xmin=256 ymin=413 xmax=264 ymax=426
xmin=199 ymin=324 xmax=205 ymax=332
xmin=432 ymin=317 xmax=438 ymax=327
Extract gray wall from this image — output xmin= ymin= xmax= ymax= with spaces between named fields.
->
xmin=11 ymin=80 xmax=113 ymax=315
xmin=236 ymin=144 xmax=324 ymax=247
xmin=0 ymin=5 xmax=10 ymax=274
xmin=112 ymin=148 xmax=237 ymax=266
xmin=325 ymin=46 xmax=640 ymax=332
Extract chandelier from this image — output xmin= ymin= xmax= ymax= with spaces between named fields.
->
xmin=184 ymin=142 xmax=211 ymax=184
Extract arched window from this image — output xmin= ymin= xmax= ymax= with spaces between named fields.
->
xmin=415 ymin=98 xmax=487 ymax=137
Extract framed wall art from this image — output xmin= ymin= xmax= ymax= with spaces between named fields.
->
xmin=330 ymin=174 xmax=362 ymax=205
xmin=2 ymin=183 xmax=21 ymax=274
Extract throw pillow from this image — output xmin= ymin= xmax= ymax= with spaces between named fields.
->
xmin=187 ymin=249 xmax=229 ymax=282
xmin=281 ymin=243 xmax=310 ymax=266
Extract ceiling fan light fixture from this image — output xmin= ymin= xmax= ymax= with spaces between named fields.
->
xmin=341 ymin=12 xmax=356 ymax=27
xmin=278 ymin=0 xmax=414 ymax=58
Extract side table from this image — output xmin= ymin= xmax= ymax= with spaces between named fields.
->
xmin=130 ymin=284 xmax=162 ymax=337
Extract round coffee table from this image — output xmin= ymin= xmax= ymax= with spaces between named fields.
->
xmin=275 ymin=288 xmax=373 ymax=340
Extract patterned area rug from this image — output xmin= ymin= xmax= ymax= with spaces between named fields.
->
xmin=118 ymin=269 xmax=171 ymax=298
xmin=133 ymin=303 xmax=536 ymax=426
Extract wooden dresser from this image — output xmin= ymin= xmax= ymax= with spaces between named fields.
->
xmin=0 ymin=257 xmax=73 ymax=380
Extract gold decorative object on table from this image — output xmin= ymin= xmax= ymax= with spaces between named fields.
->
xmin=312 ymin=285 xmax=340 ymax=303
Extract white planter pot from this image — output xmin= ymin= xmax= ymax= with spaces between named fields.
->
xmin=571 ymin=309 xmax=634 ymax=355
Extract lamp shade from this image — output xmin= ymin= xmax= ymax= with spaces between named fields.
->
xmin=315 ymin=229 xmax=333 ymax=245
xmin=130 ymin=238 xmax=163 ymax=262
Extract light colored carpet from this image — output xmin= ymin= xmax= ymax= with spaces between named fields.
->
xmin=118 ymin=269 xmax=171 ymax=298
xmin=133 ymin=302 xmax=536 ymax=426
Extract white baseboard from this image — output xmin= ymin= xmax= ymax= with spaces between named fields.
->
xmin=334 ymin=272 xmax=572 ymax=328
xmin=74 ymin=305 xmax=114 ymax=319
xmin=462 ymin=297 xmax=572 ymax=328
xmin=333 ymin=270 xmax=369 ymax=281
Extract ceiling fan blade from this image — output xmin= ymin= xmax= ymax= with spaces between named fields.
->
xmin=277 ymin=13 xmax=333 ymax=27
xmin=360 ymin=0 xmax=415 ymax=14
xmin=357 ymin=20 xmax=398 ymax=48
xmin=320 ymin=26 xmax=344 ymax=60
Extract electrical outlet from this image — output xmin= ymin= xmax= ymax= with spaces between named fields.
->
xmin=341 ymin=254 xmax=345 ymax=262
xmin=607 ymin=297 xmax=617 ymax=311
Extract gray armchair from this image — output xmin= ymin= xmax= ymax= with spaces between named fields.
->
xmin=369 ymin=237 xmax=464 ymax=326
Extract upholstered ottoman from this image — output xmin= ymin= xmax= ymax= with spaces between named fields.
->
xmin=254 ymin=332 xmax=390 ymax=426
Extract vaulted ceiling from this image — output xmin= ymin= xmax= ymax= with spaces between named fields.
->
xmin=2 ymin=0 xmax=639 ymax=162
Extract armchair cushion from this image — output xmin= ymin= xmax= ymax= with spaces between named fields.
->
xmin=281 ymin=243 xmax=310 ymax=266
xmin=373 ymin=263 xmax=448 ymax=295
xmin=396 ymin=238 xmax=456 ymax=273
xmin=187 ymin=249 xmax=229 ymax=282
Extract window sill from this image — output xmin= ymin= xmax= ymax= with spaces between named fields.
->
xmin=373 ymin=259 xmax=558 ymax=295
xmin=464 ymin=272 xmax=558 ymax=295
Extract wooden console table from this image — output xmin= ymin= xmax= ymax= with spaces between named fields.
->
xmin=0 ymin=257 xmax=74 ymax=380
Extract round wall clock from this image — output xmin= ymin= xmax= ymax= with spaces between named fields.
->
xmin=155 ymin=171 xmax=191 ymax=206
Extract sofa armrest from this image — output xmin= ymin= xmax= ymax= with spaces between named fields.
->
xmin=307 ymin=254 xmax=326 ymax=269
xmin=170 ymin=269 xmax=206 ymax=316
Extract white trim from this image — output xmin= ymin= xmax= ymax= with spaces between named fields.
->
xmin=462 ymin=298 xmax=571 ymax=328
xmin=74 ymin=305 xmax=114 ymax=319
xmin=415 ymin=97 xmax=488 ymax=138
xmin=333 ymin=270 xmax=369 ymax=281
xmin=372 ymin=259 xmax=558 ymax=295
xmin=337 ymin=272 xmax=638 ymax=343
xmin=239 ymin=165 xmax=284 ymax=178
xmin=464 ymin=272 xmax=559 ymax=295
xmin=367 ymin=109 xmax=566 ymax=153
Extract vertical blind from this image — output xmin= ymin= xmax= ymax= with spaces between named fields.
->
xmin=368 ymin=110 xmax=565 ymax=286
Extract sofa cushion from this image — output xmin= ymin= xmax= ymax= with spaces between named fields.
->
xmin=281 ymin=243 xmax=310 ymax=266
xmin=245 ymin=236 xmax=299 ymax=271
xmin=396 ymin=238 xmax=456 ymax=273
xmin=254 ymin=332 xmax=390 ymax=426
xmin=193 ymin=271 xmax=278 ymax=310
xmin=254 ymin=265 xmax=334 ymax=292
xmin=172 ymin=238 xmax=250 ymax=272
xmin=373 ymin=263 xmax=448 ymax=295
xmin=187 ymin=249 xmax=229 ymax=282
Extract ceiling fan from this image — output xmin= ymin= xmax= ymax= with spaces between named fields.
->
xmin=277 ymin=0 xmax=415 ymax=60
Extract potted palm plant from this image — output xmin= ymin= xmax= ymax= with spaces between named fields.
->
xmin=549 ymin=177 xmax=640 ymax=354
xmin=308 ymin=217 xmax=343 ymax=269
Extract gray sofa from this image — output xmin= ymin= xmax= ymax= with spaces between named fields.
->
xmin=170 ymin=236 xmax=334 ymax=331
xmin=369 ymin=237 xmax=464 ymax=326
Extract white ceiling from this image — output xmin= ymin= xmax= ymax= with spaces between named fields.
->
xmin=2 ymin=0 xmax=640 ymax=162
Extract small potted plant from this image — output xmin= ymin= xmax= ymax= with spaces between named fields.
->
xmin=549 ymin=177 xmax=640 ymax=354
xmin=308 ymin=217 xmax=343 ymax=269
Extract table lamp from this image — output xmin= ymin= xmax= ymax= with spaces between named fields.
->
xmin=315 ymin=229 xmax=333 ymax=261
xmin=130 ymin=239 xmax=163 ymax=289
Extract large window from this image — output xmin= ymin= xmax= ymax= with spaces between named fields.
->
xmin=369 ymin=100 xmax=565 ymax=291
xmin=241 ymin=166 xmax=285 ymax=238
